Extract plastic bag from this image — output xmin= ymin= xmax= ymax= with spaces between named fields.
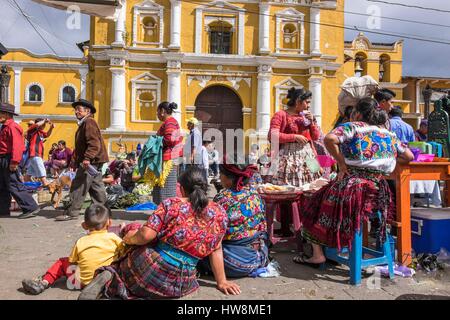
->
xmin=126 ymin=201 xmax=157 ymax=211
xmin=258 ymin=260 xmax=281 ymax=278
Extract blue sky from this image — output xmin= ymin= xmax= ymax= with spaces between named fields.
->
xmin=0 ymin=0 xmax=449 ymax=77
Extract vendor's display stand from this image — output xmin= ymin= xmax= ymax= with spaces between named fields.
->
xmin=258 ymin=189 xmax=303 ymax=245
xmin=388 ymin=162 xmax=450 ymax=265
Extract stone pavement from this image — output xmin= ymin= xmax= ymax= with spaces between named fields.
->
xmin=1 ymin=207 xmax=449 ymax=300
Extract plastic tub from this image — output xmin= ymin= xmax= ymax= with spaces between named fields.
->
xmin=415 ymin=154 xmax=435 ymax=162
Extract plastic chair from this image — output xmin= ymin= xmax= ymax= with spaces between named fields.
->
xmin=323 ymin=212 xmax=395 ymax=285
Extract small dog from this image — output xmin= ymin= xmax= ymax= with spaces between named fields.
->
xmin=210 ymin=178 xmax=223 ymax=194
xmin=48 ymin=174 xmax=73 ymax=208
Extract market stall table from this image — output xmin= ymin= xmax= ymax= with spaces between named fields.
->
xmin=258 ymin=190 xmax=303 ymax=245
xmin=388 ymin=162 xmax=450 ymax=266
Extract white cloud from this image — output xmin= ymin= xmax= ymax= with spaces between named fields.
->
xmin=0 ymin=0 xmax=89 ymax=57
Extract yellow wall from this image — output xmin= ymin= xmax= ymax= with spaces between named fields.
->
xmin=2 ymin=49 xmax=85 ymax=151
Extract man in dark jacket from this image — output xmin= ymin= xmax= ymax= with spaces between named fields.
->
xmin=55 ymin=99 xmax=109 ymax=221
xmin=0 ymin=102 xmax=40 ymax=219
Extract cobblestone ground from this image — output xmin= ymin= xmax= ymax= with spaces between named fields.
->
xmin=1 ymin=206 xmax=449 ymax=300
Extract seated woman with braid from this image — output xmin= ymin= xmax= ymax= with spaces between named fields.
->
xmin=198 ymin=156 xmax=269 ymax=278
xmin=79 ymin=167 xmax=240 ymax=299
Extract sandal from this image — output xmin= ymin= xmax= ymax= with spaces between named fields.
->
xmin=293 ymin=254 xmax=324 ymax=269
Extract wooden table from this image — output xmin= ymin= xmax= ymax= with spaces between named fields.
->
xmin=388 ymin=162 xmax=450 ymax=265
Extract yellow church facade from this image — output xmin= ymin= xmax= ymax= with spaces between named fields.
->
xmin=5 ymin=0 xmax=347 ymax=156
xmin=86 ymin=0 xmax=345 ymax=154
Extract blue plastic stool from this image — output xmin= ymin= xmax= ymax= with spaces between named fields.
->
xmin=428 ymin=142 xmax=443 ymax=157
xmin=323 ymin=214 xmax=394 ymax=285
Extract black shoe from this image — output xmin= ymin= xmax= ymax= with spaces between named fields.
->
xmin=22 ymin=278 xmax=48 ymax=295
xmin=17 ymin=209 xmax=40 ymax=219
xmin=78 ymin=271 xmax=112 ymax=300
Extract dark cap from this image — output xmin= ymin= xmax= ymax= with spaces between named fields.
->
xmin=0 ymin=102 xmax=19 ymax=116
xmin=72 ymin=99 xmax=96 ymax=114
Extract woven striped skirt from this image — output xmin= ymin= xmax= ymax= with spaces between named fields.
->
xmin=98 ymin=243 xmax=199 ymax=299
xmin=272 ymin=142 xmax=322 ymax=187
xmin=152 ymin=165 xmax=178 ymax=205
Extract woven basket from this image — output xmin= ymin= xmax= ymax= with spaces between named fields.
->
xmin=37 ymin=190 xmax=52 ymax=204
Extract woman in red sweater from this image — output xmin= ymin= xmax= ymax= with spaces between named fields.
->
xmin=153 ymin=102 xmax=183 ymax=204
xmin=268 ymin=87 xmax=322 ymax=187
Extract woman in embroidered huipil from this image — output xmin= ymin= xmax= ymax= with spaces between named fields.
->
xmin=294 ymin=98 xmax=414 ymax=267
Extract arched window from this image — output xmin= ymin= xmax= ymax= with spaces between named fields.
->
xmin=282 ymin=23 xmax=298 ymax=49
xmin=354 ymin=53 xmax=367 ymax=77
xmin=208 ymin=20 xmax=233 ymax=54
xmin=142 ymin=16 xmax=158 ymax=43
xmin=379 ymin=54 xmax=391 ymax=82
xmin=27 ymin=84 xmax=43 ymax=102
xmin=62 ymin=86 xmax=76 ymax=103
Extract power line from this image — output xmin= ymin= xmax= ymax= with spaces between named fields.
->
xmin=339 ymin=9 xmax=450 ymax=29
xmin=9 ymin=0 xmax=84 ymax=91
xmin=367 ymin=0 xmax=450 ymax=14
xmin=183 ymin=0 xmax=450 ymax=46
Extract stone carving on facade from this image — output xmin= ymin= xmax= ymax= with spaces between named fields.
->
xmin=167 ymin=60 xmax=181 ymax=69
xmin=187 ymin=74 xmax=251 ymax=90
xmin=258 ymin=64 xmax=272 ymax=74
xmin=355 ymin=39 xmax=368 ymax=50
xmin=110 ymin=57 xmax=126 ymax=67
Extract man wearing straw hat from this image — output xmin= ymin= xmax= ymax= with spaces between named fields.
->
xmin=0 ymin=102 xmax=40 ymax=219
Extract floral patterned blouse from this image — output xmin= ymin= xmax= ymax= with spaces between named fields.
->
xmin=144 ymin=198 xmax=228 ymax=259
xmin=331 ymin=121 xmax=406 ymax=174
xmin=213 ymin=186 xmax=267 ymax=241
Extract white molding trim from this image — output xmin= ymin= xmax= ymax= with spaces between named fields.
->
xmin=132 ymin=0 xmax=164 ymax=48
xmin=17 ymin=114 xmax=76 ymax=121
xmin=275 ymin=7 xmax=305 ymax=55
xmin=131 ymin=72 xmax=162 ymax=123
xmin=24 ymin=82 xmax=44 ymax=103
xmin=59 ymin=83 xmax=78 ymax=103
xmin=1 ymin=60 xmax=87 ymax=71
xmin=275 ymin=77 xmax=304 ymax=111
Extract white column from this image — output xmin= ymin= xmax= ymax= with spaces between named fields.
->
xmin=238 ymin=10 xmax=245 ymax=55
xmin=310 ymin=7 xmax=321 ymax=56
xmin=112 ymin=0 xmax=126 ymax=46
xmin=256 ymin=67 xmax=272 ymax=135
xmin=79 ymin=69 xmax=88 ymax=99
xmin=259 ymin=3 xmax=270 ymax=54
xmin=169 ymin=0 xmax=181 ymax=49
xmin=309 ymin=76 xmax=323 ymax=127
xmin=13 ymin=67 xmax=22 ymax=114
xmin=108 ymin=68 xmax=127 ymax=131
xmin=195 ymin=9 xmax=202 ymax=54
xmin=167 ymin=70 xmax=182 ymax=125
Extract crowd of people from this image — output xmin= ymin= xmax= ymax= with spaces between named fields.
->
xmin=0 ymin=82 xmax=421 ymax=299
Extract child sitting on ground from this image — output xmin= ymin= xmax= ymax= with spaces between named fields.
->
xmin=21 ymin=204 xmax=123 ymax=295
